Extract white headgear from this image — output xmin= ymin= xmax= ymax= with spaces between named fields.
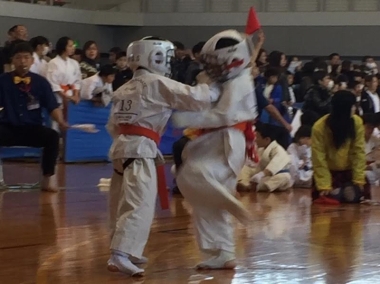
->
xmin=201 ymin=30 xmax=253 ymax=82
xmin=127 ymin=36 xmax=175 ymax=77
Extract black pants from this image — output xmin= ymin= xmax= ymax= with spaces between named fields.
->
xmin=0 ymin=124 xmax=59 ymax=176
xmin=172 ymin=136 xmax=190 ymax=170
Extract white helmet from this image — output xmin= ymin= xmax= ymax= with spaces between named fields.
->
xmin=201 ymin=30 xmax=253 ymax=82
xmin=127 ymin=36 xmax=175 ymax=77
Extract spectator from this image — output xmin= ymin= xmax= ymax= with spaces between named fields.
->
xmin=256 ymin=48 xmax=268 ymax=73
xmin=29 ymin=36 xmax=50 ymax=77
xmin=0 ymin=42 xmax=68 ymax=192
xmin=362 ymin=56 xmax=378 ymax=75
xmin=303 ymin=70 xmax=333 ymax=118
xmin=360 ymin=75 xmax=379 ymax=114
xmin=46 ymin=36 xmax=81 ymax=108
xmin=80 ymin=41 xmax=100 ymax=79
xmin=184 ymin=41 xmax=205 ymax=86
xmin=171 ymin=41 xmax=192 ymax=83
xmin=268 ymin=50 xmax=290 ymax=103
xmin=109 ymin=47 xmax=122 ymax=65
xmin=81 ymin=64 xmax=116 ymax=107
xmin=72 ymin=48 xmax=82 ymax=63
xmin=311 ymin=91 xmax=369 ymax=203
xmin=2 ymin=25 xmax=28 ymax=72
xmin=295 ymin=61 xmax=315 ymax=102
xmin=348 ymin=81 xmax=364 ymax=116
xmin=327 ymin=53 xmax=340 ymax=74
xmin=112 ymin=51 xmax=133 ymax=91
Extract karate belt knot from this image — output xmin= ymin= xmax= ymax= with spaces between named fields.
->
xmin=192 ymin=121 xmax=259 ymax=163
xmin=117 ymin=124 xmax=169 ymax=210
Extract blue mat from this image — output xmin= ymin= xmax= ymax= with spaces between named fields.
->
xmin=64 ymin=101 xmax=112 ymax=163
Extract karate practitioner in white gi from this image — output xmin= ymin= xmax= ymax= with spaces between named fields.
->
xmin=106 ymin=36 xmax=220 ymax=277
xmin=172 ymin=30 xmax=257 ymax=270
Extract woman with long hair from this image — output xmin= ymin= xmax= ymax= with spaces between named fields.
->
xmin=311 ymin=90 xmax=369 ymax=203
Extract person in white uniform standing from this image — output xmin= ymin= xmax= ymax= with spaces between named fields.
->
xmin=106 ymin=36 xmax=220 ymax=277
xmin=29 ymin=36 xmax=50 ymax=77
xmin=172 ymin=30 xmax=257 ymax=270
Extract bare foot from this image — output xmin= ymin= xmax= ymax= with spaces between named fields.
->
xmin=41 ymin=176 xmax=59 ymax=192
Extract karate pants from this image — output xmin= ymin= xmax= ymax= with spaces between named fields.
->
xmin=109 ymin=158 xmax=157 ymax=258
xmin=177 ymin=158 xmax=245 ymax=254
xmin=256 ymin=173 xmax=293 ymax=192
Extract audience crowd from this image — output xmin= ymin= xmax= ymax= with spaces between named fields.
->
xmin=0 ymin=24 xmax=379 ymax=203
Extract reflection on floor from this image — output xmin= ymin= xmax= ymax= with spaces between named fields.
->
xmin=0 ymin=162 xmax=380 ymax=284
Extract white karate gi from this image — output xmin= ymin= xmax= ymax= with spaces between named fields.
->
xmin=81 ymin=73 xmax=113 ymax=106
xmin=46 ymin=55 xmax=82 ymax=104
xmin=287 ymin=143 xmax=313 ymax=188
xmin=255 ymin=141 xmax=293 ymax=192
xmin=365 ymin=135 xmax=380 ymax=185
xmin=173 ymin=68 xmax=257 ymax=256
xmin=30 ymin=52 xmax=48 ymax=77
xmin=107 ymin=69 xmax=219 ymax=259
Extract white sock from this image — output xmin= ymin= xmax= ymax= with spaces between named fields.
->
xmin=197 ymin=250 xmax=236 ymax=269
xmin=108 ymin=252 xmax=144 ymax=276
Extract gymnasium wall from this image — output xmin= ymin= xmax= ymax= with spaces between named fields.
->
xmin=0 ymin=16 xmax=115 ymax=52
xmin=113 ymin=25 xmax=373 ymax=57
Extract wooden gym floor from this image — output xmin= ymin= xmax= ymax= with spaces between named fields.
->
xmin=1 ymin=163 xmax=380 ymax=284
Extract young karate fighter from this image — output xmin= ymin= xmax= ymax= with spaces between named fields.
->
xmin=106 ymin=36 xmax=219 ymax=277
xmin=287 ymin=125 xmax=313 ymax=188
xmin=172 ymin=30 xmax=257 ymax=270
xmin=80 ymin=64 xmax=116 ymax=107
xmin=251 ymin=123 xmax=293 ymax=192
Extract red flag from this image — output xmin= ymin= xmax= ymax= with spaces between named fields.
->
xmin=245 ymin=7 xmax=261 ymax=35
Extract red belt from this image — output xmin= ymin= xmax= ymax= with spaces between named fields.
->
xmin=61 ymin=84 xmax=74 ymax=94
xmin=119 ymin=124 xmax=169 ymax=210
xmin=198 ymin=121 xmax=259 ymax=163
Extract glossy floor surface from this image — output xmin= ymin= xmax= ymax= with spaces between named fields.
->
xmin=1 ymin=162 xmax=380 ymax=284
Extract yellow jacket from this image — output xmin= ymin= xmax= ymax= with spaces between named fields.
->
xmin=312 ymin=114 xmax=365 ymax=191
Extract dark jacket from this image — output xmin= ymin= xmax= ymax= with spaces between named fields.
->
xmin=184 ymin=61 xmax=202 ymax=86
xmin=171 ymin=56 xmax=192 ymax=83
xmin=360 ymin=90 xmax=378 ymax=114
xmin=302 ymin=85 xmax=332 ymax=118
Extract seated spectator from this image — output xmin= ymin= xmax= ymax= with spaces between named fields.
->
xmin=250 ymin=123 xmax=293 ymax=192
xmin=311 ymin=91 xmax=369 ymax=203
xmin=29 ymin=36 xmax=50 ymax=77
xmin=303 ymin=70 xmax=333 ymax=119
xmin=295 ymin=61 xmax=315 ymax=102
xmin=80 ymin=41 xmax=100 ymax=79
xmin=288 ymin=125 xmax=313 ymax=188
xmin=109 ymin=47 xmax=122 ymax=66
xmin=81 ymin=64 xmax=116 ymax=107
xmin=360 ymin=75 xmax=379 ymax=114
xmin=112 ymin=52 xmax=133 ymax=91
xmin=184 ymin=41 xmax=205 ymax=86
xmin=0 ymin=42 xmax=68 ymax=192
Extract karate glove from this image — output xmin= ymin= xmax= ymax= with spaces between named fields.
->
xmin=251 ymin=171 xmax=265 ymax=184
